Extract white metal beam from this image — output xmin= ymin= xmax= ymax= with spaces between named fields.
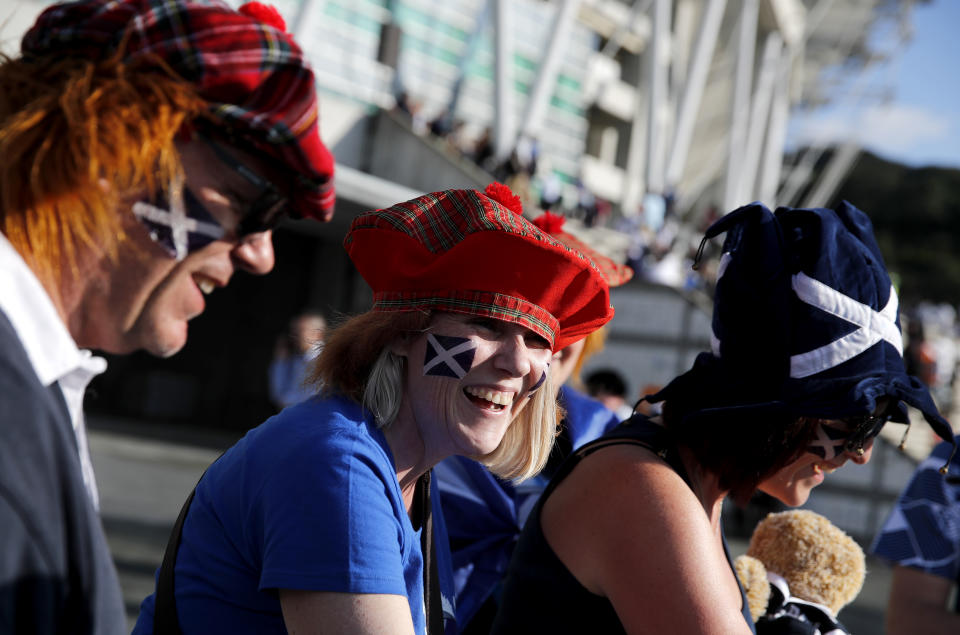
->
xmin=779 ymin=146 xmax=820 ymax=207
xmin=670 ymin=0 xmax=698 ymax=99
xmin=645 ymin=0 xmax=671 ymax=194
xmin=665 ymin=0 xmax=727 ymax=189
xmin=764 ymin=0 xmax=805 ymax=47
xmin=757 ymin=44 xmax=794 ymax=205
xmin=621 ymin=56 xmax=650 ymax=215
xmin=517 ymin=0 xmax=581 ymax=142
xmin=600 ymin=0 xmax=654 ymax=58
xmin=737 ymin=30 xmax=783 ymax=203
xmin=802 ymin=141 xmax=860 ymax=208
xmin=722 ymin=0 xmax=759 ymax=209
xmin=493 ymin=0 xmax=516 ymax=160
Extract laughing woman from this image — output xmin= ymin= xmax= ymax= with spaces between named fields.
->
xmin=133 ymin=184 xmax=614 ymax=635
xmin=492 ymin=201 xmax=956 ymax=634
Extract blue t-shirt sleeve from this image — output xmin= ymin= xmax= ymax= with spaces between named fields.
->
xmin=254 ymin=414 xmax=410 ymax=596
xmin=871 ymin=438 xmax=960 ymax=581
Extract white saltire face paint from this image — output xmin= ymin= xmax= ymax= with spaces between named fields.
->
xmin=806 ymin=413 xmax=889 ymax=461
xmin=806 ymin=422 xmax=851 ymax=461
xmin=423 ymin=333 xmax=478 ymax=379
xmin=133 ymin=176 xmax=226 ymax=261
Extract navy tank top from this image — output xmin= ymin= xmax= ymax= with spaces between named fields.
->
xmin=491 ymin=415 xmax=756 ymax=633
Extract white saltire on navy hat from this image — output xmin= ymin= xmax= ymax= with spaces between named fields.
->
xmin=789 ymin=274 xmax=901 ymax=378
xmin=659 ymin=200 xmax=954 ymax=456
xmin=711 ymin=263 xmax=903 ymax=379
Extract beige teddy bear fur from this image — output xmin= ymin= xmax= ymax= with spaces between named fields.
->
xmin=734 ymin=554 xmax=771 ymax=622
xmin=745 ymin=509 xmax=866 ymax=614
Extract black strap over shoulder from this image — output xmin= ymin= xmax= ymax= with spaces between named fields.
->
xmin=540 ymin=420 xmax=671 ymax=503
xmin=154 ymin=452 xmax=224 ymax=635
xmin=419 ymin=470 xmax=445 ymax=635
xmin=153 ymin=487 xmax=196 ymax=635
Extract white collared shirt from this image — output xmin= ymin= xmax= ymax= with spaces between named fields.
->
xmin=0 ymin=231 xmax=106 ymax=509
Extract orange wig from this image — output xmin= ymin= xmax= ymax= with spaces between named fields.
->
xmin=0 ymin=48 xmax=207 ymax=285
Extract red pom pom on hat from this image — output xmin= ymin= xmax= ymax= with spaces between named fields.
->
xmin=239 ymin=2 xmax=287 ymax=32
xmin=532 ymin=211 xmax=565 ymax=234
xmin=483 ymin=182 xmax=523 ymax=215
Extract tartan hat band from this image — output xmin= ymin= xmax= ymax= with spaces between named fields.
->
xmin=372 ymin=291 xmax=559 ymax=347
xmin=22 ymin=0 xmax=335 ymax=221
xmin=346 ymin=185 xmax=614 ymax=351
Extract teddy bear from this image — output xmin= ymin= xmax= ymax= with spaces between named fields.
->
xmin=734 ymin=509 xmax=866 ymax=634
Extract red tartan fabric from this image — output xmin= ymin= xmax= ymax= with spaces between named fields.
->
xmin=22 ymin=0 xmax=335 ymax=221
xmin=531 ymin=211 xmax=633 ymax=287
xmin=547 ymin=228 xmax=633 ymax=287
xmin=345 ymin=188 xmax=614 ymax=351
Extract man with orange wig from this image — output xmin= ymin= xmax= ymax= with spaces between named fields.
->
xmin=0 ymin=0 xmax=334 ymax=631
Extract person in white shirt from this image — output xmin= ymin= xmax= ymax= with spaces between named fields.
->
xmin=0 ymin=0 xmax=335 ymax=632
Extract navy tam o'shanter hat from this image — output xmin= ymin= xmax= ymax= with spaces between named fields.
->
xmin=648 ymin=200 xmax=955 ymax=457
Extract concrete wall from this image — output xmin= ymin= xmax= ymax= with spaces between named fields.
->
xmin=333 ymin=109 xmax=492 ymax=193
xmin=581 ymin=280 xmax=714 ymax=401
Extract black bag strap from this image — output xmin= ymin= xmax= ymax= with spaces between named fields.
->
xmin=154 ymin=452 xmax=225 ymax=635
xmin=153 ymin=486 xmax=196 ymax=635
xmin=419 ymin=471 xmax=445 ymax=635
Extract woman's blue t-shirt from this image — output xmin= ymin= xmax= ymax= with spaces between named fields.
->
xmin=133 ymin=394 xmax=454 ymax=634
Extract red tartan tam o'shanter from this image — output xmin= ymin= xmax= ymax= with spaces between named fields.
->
xmin=22 ymin=0 xmax=335 ymax=221
xmin=344 ymin=183 xmax=615 ymax=351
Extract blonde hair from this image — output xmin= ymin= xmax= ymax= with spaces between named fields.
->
xmin=0 ymin=50 xmax=207 ymax=284
xmin=362 ymin=348 xmax=407 ymax=426
xmin=479 ymin=371 xmax=557 ymax=481
xmin=312 ymin=310 xmax=560 ymax=481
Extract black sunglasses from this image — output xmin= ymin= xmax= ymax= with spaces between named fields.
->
xmin=842 ymin=413 xmax=889 ymax=456
xmin=198 ymin=134 xmax=289 ymax=237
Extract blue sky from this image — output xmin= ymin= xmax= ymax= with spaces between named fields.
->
xmin=787 ymin=0 xmax=960 ymax=169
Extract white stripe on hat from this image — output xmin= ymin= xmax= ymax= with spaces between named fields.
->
xmin=789 ymin=273 xmax=901 ymax=379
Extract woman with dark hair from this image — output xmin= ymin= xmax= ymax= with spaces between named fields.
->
xmin=492 ymin=201 xmax=956 ymax=634
xmin=133 ymin=184 xmax=614 ymax=634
